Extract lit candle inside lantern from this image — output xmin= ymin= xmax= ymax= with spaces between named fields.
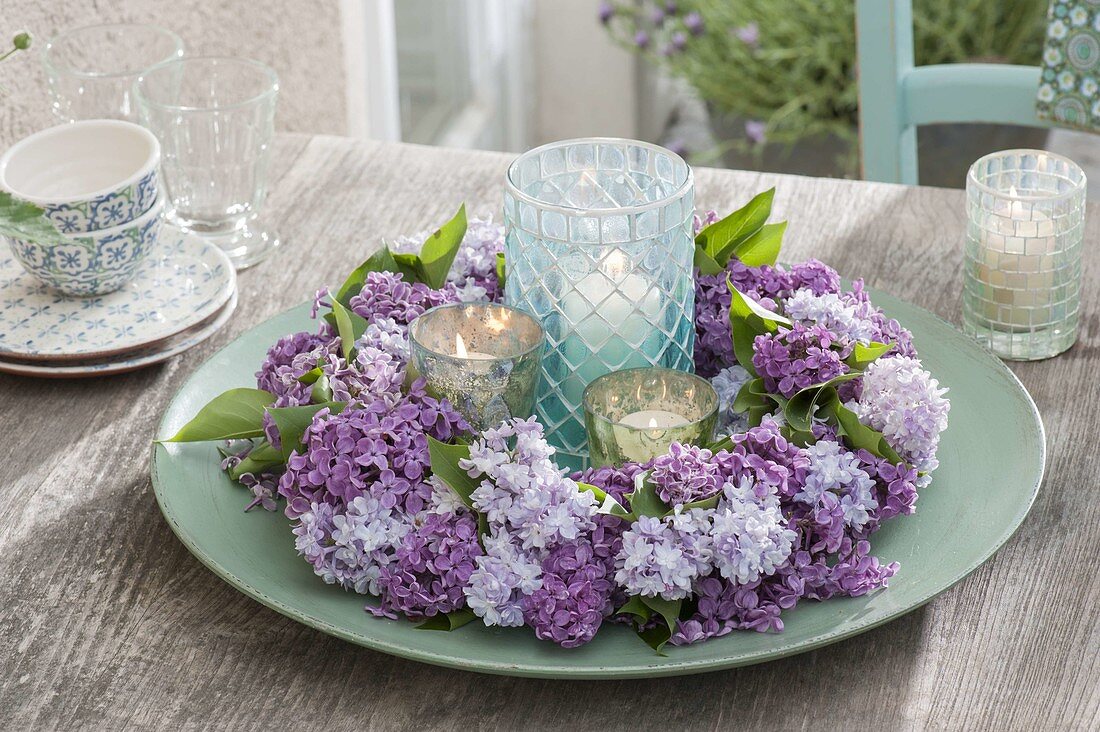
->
xmin=618 ymin=410 xmax=689 ymax=430
xmin=454 ymin=333 xmax=495 ymax=361
xmin=560 ymin=249 xmax=662 ymax=423
xmin=583 ymin=367 xmax=718 ymax=468
xmin=973 ymin=184 xmax=1059 ymax=329
xmin=410 ymin=303 xmax=545 ymax=430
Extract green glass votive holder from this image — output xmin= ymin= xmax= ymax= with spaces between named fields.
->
xmin=582 ymin=367 xmax=718 ymax=468
xmin=410 ymin=303 xmax=545 ymax=431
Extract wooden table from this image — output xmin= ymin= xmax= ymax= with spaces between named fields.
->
xmin=2 ymin=134 xmax=1096 ymax=730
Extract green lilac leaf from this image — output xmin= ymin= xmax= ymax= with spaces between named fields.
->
xmin=732 ymin=377 xmax=770 ymax=413
xmin=297 ymin=366 xmax=323 ymax=384
xmin=267 ymin=402 xmax=346 ymax=460
xmin=833 ymin=401 xmax=904 ymax=464
xmin=616 ymin=596 xmax=652 ymax=624
xmin=730 ymin=317 xmax=761 ymax=377
xmin=844 ymin=341 xmax=894 ymax=370
xmin=639 ymin=595 xmax=682 ymax=654
xmin=693 ymin=245 xmax=725 ymax=276
xmin=696 ymin=187 xmax=774 ymax=263
xmin=783 ymin=373 xmax=863 ymax=432
xmin=415 ymin=608 xmax=477 ymax=631
xmin=725 ymin=220 xmax=787 ymax=267
xmin=495 ymin=251 xmax=507 ymax=289
xmin=578 ymin=481 xmax=634 ymax=521
xmin=625 ymin=476 xmax=669 ymax=519
xmin=427 ymin=436 xmax=480 ymax=509
xmin=161 ymin=388 xmax=275 ymax=442
xmin=333 ymin=246 xmax=400 ymax=308
xmin=728 ymin=281 xmax=792 ymax=329
xmin=419 ymin=203 xmax=467 ymax=290
xmin=310 ymin=375 xmax=333 ymax=403
xmin=0 ymin=191 xmax=63 ymax=244
xmin=330 ymin=298 xmax=370 ymax=360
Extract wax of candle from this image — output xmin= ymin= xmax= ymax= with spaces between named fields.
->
xmin=455 ymin=334 xmax=495 ymax=360
xmin=975 ymin=184 xmax=1059 ymax=328
xmin=559 ymin=250 xmax=661 ymax=423
xmin=618 ymin=409 xmax=689 ymax=430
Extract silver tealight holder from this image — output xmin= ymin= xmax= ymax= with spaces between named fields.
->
xmin=409 ymin=303 xmax=545 ymax=431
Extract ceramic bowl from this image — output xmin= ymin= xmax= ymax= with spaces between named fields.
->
xmin=0 ymin=119 xmax=160 ymax=234
xmin=6 ymin=195 xmax=165 ymax=296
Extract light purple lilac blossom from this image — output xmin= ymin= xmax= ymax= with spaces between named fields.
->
xmin=649 ymin=442 xmax=723 ymax=506
xmin=711 ymin=365 xmax=752 ymax=436
xmin=850 ymin=356 xmax=950 ymax=472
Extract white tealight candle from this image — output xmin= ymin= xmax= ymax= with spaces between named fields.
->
xmin=618 ymin=409 xmax=689 ymax=430
xmin=454 ymin=333 xmax=495 ymax=361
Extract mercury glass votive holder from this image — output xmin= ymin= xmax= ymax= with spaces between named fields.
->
xmin=963 ymin=149 xmax=1086 ymax=360
xmin=583 ymin=367 xmax=718 ymax=468
xmin=504 ymin=138 xmax=696 ymax=470
xmin=409 ymin=302 xmax=545 ymax=432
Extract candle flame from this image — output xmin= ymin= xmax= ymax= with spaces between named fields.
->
xmin=455 ymin=333 xmax=469 ymax=358
xmin=648 ymin=417 xmax=658 ymax=429
xmin=603 ymin=250 xmax=627 ymax=279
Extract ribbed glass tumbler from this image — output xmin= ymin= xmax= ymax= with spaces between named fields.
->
xmin=503 ymin=138 xmax=696 ymax=469
xmin=963 ymin=150 xmax=1086 ymax=360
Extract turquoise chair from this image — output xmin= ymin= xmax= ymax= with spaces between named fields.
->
xmin=856 ymin=0 xmax=1053 ymax=185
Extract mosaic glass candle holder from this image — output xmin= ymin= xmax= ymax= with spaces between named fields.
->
xmin=963 ymin=150 xmax=1086 ymax=360
xmin=583 ymin=367 xmax=718 ymax=468
xmin=409 ymin=302 xmax=545 ymax=431
xmin=503 ymin=138 xmax=696 ymax=469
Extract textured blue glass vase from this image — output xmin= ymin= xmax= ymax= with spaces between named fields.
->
xmin=503 ymin=138 xmax=695 ymax=469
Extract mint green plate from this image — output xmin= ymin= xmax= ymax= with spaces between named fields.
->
xmin=151 ymin=294 xmax=1044 ymax=678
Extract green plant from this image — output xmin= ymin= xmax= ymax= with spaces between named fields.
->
xmin=601 ymin=1 xmax=1048 ymax=169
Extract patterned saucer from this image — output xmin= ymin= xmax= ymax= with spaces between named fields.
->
xmin=0 ymin=226 xmax=235 ymax=361
xmin=0 ymin=289 xmax=237 ymax=378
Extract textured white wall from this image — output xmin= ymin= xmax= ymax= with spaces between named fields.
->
xmin=0 ymin=0 xmax=347 ymax=148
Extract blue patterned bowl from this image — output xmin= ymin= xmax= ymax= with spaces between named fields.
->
xmin=0 ymin=120 xmax=160 ymax=234
xmin=7 ymin=195 xmax=165 ymax=296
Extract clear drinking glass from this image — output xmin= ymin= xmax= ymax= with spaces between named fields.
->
xmin=135 ymin=57 xmax=280 ymax=269
xmin=43 ymin=23 xmax=184 ymax=122
xmin=504 ymin=138 xmax=696 ymax=469
xmin=963 ymin=149 xmax=1086 ymax=360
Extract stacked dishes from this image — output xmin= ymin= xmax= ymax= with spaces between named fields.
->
xmin=0 ymin=120 xmax=238 ymax=377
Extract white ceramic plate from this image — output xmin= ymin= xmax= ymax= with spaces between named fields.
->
xmin=0 ymin=289 xmax=237 ymax=378
xmin=0 ymin=226 xmax=235 ymax=360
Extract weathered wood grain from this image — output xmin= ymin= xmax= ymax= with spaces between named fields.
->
xmin=1 ymin=134 xmax=1097 ymax=731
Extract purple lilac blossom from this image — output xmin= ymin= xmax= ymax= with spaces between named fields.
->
xmin=278 ymin=380 xmax=467 ymax=519
xmin=464 ymin=529 xmax=543 ymax=627
xmin=797 ymin=441 xmax=878 ymax=533
xmin=649 ymin=443 xmax=723 ymax=506
xmin=728 ymin=418 xmax=810 ymax=498
xmin=782 ymin=288 xmax=879 ymax=345
xmin=752 ymin=323 xmax=850 ymax=398
xmin=376 ymin=511 xmax=482 ymax=618
xmin=693 ymin=255 xmax=841 ymax=377
xmin=347 ymin=271 xmax=461 ymax=327
xmin=256 ymin=330 xmax=332 ymax=407
xmin=842 ymin=280 xmax=917 ymax=358
xmin=292 ymin=496 xmax=409 ymax=596
xmin=858 ymin=450 xmax=920 ymax=522
xmin=598 ymin=1 xmax=614 ymax=24
xmin=462 ymin=417 xmax=597 ymax=553
xmin=522 ymin=539 xmax=615 ymax=647
xmin=615 ymin=514 xmax=708 ymax=600
xmin=710 ymin=476 xmax=796 ymax=584
xmin=850 ymin=356 xmax=949 ymax=472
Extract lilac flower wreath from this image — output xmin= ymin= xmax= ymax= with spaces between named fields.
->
xmin=173 ymin=194 xmax=949 ymax=652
